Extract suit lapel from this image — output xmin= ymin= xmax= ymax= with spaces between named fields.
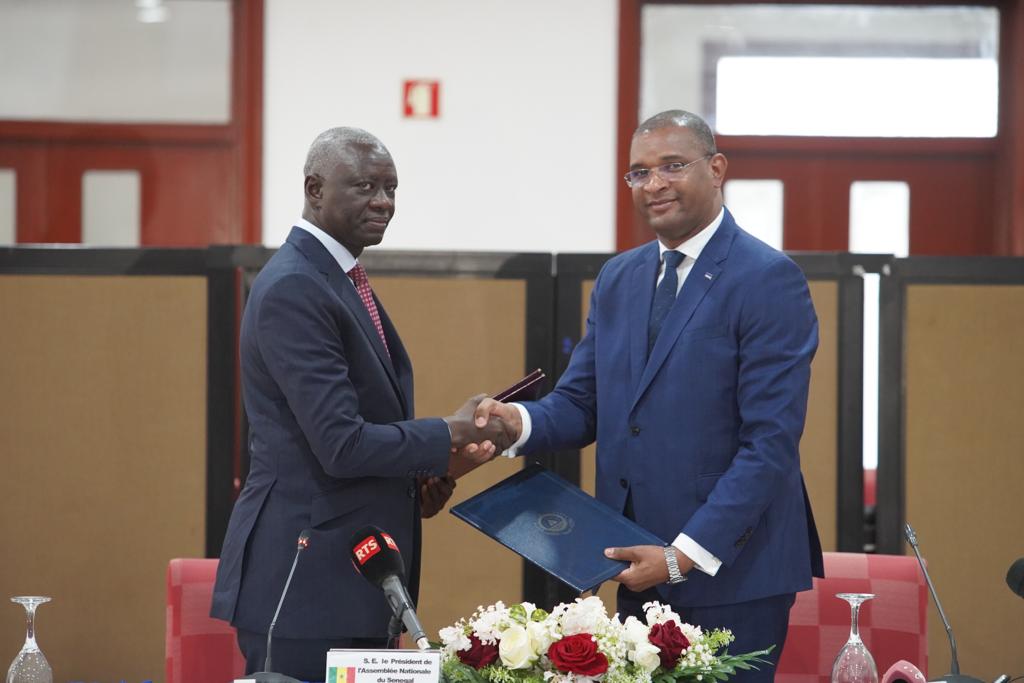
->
xmin=628 ymin=243 xmax=660 ymax=397
xmin=376 ymin=300 xmax=413 ymax=418
xmin=629 ymin=213 xmax=737 ymax=413
xmin=287 ymin=228 xmax=405 ymax=408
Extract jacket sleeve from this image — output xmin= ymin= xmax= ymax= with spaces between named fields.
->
xmin=254 ymin=272 xmax=451 ymax=479
xmin=520 ymin=270 xmax=603 ymax=453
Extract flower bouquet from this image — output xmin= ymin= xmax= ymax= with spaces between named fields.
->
xmin=438 ymin=596 xmax=772 ymax=683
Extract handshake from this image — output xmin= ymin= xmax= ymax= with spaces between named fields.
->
xmin=419 ymin=395 xmax=523 ymax=519
xmin=444 ymin=394 xmax=525 ymax=471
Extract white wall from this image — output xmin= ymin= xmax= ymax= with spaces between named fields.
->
xmin=263 ymin=0 xmax=618 ymax=252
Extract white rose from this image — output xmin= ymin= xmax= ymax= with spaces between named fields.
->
xmin=560 ymin=596 xmax=608 ymax=635
xmin=499 ymin=624 xmax=537 ymax=669
xmin=630 ymin=640 xmax=662 ymax=673
xmin=621 ymin=616 xmax=650 ymax=645
xmin=527 ymin=620 xmax=554 ymax=654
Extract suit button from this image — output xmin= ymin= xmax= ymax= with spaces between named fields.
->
xmin=407 ymin=486 xmax=416 ymax=499
xmin=630 ymin=426 xmax=641 ymax=436
xmin=619 ymin=478 xmax=628 ymax=489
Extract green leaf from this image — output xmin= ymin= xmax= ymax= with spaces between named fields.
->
xmin=508 ymin=604 xmax=528 ymax=625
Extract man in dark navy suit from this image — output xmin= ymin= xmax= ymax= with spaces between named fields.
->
xmin=211 ymin=127 xmax=509 ymax=681
xmin=475 ymin=111 xmax=823 ymax=681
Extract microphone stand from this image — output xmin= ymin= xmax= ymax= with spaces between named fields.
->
xmin=387 ymin=614 xmax=403 ymax=649
xmin=251 ymin=533 xmax=310 ymax=683
xmin=904 ymin=523 xmax=984 ymax=683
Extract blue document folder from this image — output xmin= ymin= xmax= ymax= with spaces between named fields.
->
xmin=450 ymin=464 xmax=665 ymax=593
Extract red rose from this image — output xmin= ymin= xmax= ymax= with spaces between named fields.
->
xmin=458 ymin=634 xmax=499 ymax=669
xmin=648 ymin=620 xmax=690 ymax=669
xmin=547 ymin=633 xmax=609 ymax=676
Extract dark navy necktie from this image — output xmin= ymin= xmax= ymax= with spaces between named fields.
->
xmin=647 ymin=250 xmax=685 ymax=356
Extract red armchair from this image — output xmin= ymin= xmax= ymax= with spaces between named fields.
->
xmin=166 ymin=558 xmax=246 ymax=683
xmin=776 ymin=552 xmax=928 ymax=683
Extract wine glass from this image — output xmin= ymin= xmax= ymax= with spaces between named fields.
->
xmin=830 ymin=593 xmax=878 ymax=683
xmin=7 ymin=596 xmax=53 ymax=683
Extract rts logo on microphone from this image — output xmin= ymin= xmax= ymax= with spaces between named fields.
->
xmin=382 ymin=533 xmax=399 ymax=552
xmin=353 ymin=536 xmax=381 ymax=565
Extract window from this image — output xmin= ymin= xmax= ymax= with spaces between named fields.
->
xmin=723 ymin=179 xmax=784 ymax=249
xmin=82 ymin=170 xmax=141 ymax=246
xmin=642 ymin=4 xmax=999 ymax=137
xmin=0 ymin=1 xmax=230 ymax=123
xmin=848 ymin=180 xmax=910 ymax=470
xmin=0 ymin=169 xmax=14 ymax=245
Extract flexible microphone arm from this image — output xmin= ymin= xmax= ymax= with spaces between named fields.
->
xmin=250 ymin=530 xmax=311 ymax=683
xmin=905 ymin=523 xmax=959 ymax=675
xmin=904 ymin=523 xmax=984 ymax=683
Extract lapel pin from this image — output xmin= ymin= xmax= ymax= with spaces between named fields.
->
xmin=704 ymin=272 xmax=713 ymax=280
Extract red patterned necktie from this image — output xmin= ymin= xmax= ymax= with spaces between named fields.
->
xmin=347 ymin=263 xmax=390 ymax=358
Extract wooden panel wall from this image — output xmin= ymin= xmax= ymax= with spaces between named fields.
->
xmin=372 ymin=276 xmax=527 ymax=639
xmin=903 ymin=284 xmax=1024 ymax=681
xmin=0 ymin=275 xmax=208 ymax=683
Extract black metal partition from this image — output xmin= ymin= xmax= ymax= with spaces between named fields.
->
xmin=792 ymin=252 xmax=891 ymax=554
xmin=0 ymin=245 xmax=275 ymax=557
xmin=875 ymin=256 xmax=1024 ymax=680
xmin=2 ymin=246 xmax=905 ymax=618
xmin=875 ymin=256 xmax=1024 ymax=554
xmin=0 ymin=245 xmax=272 ymax=680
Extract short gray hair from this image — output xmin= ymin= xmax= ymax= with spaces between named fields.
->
xmin=303 ymin=127 xmax=389 ymax=177
xmin=635 ymin=110 xmax=717 ymax=155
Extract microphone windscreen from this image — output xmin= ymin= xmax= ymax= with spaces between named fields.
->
xmin=882 ymin=660 xmax=926 ymax=683
xmin=1007 ymin=558 xmax=1024 ymax=598
xmin=349 ymin=525 xmax=405 ymax=587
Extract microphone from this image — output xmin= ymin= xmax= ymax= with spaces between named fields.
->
xmin=904 ymin=523 xmax=984 ymax=683
xmin=1006 ymin=558 xmax=1024 ymax=598
xmin=882 ymin=660 xmax=926 ymax=683
xmin=349 ymin=525 xmax=430 ymax=650
xmin=250 ymin=529 xmax=312 ymax=683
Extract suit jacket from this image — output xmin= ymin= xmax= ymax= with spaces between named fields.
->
xmin=210 ymin=227 xmax=451 ymax=639
xmin=521 ymin=209 xmax=824 ymax=607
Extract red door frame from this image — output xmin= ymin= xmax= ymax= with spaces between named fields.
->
xmin=0 ymin=0 xmax=263 ymax=246
xmin=616 ymin=0 xmax=1024 ymax=256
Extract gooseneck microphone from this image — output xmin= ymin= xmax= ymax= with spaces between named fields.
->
xmin=1006 ymin=558 xmax=1024 ymax=598
xmin=349 ymin=525 xmax=430 ymax=650
xmin=904 ymin=523 xmax=984 ymax=683
xmin=250 ymin=529 xmax=312 ymax=683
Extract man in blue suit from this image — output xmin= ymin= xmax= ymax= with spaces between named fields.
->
xmin=475 ymin=111 xmax=823 ymax=680
xmin=211 ymin=127 xmax=508 ymax=681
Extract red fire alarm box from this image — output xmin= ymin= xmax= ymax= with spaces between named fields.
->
xmin=403 ymin=80 xmax=440 ymax=119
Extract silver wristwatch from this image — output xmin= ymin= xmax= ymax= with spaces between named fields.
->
xmin=664 ymin=545 xmax=688 ymax=584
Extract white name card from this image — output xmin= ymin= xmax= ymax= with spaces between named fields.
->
xmin=326 ymin=649 xmax=441 ymax=683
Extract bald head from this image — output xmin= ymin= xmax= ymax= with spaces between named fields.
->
xmin=301 ymin=127 xmax=398 ymax=257
xmin=635 ymin=110 xmax=717 ymax=156
xmin=303 ymin=127 xmax=391 ymax=179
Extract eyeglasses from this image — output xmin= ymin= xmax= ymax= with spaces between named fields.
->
xmin=623 ymin=155 xmax=711 ymax=188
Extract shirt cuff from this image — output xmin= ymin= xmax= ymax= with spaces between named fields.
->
xmin=502 ymin=403 xmax=532 ymax=456
xmin=672 ymin=533 xmax=722 ymax=577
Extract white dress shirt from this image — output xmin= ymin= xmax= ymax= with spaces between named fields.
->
xmin=507 ymin=207 xmax=727 ymax=577
xmin=294 ymin=217 xmax=358 ymax=273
